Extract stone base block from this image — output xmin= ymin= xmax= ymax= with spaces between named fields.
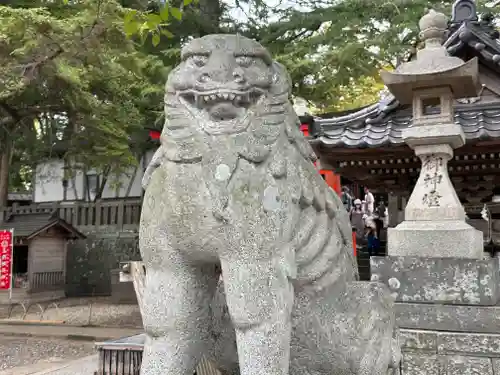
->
xmin=395 ymin=304 xmax=500 ymax=333
xmin=402 ymin=352 xmax=494 ymax=375
xmin=371 ymin=256 xmax=498 ymax=305
xmin=387 ymin=220 xmax=483 ymax=259
xmin=400 ymin=329 xmax=500 ymax=375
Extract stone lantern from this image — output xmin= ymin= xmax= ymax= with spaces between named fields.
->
xmin=380 ymin=9 xmax=483 ymax=258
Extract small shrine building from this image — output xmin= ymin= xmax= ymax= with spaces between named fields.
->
xmin=304 ymin=0 xmax=500 ymax=244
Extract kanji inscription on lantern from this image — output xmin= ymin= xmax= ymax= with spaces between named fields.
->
xmin=424 ymin=173 xmax=443 ymax=187
xmin=421 ymin=154 xmax=444 ymax=207
xmin=422 ymin=190 xmax=443 ymax=207
xmin=423 ymin=154 xmax=443 ymax=171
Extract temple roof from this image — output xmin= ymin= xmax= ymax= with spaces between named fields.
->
xmin=313 ymin=0 xmax=500 ymax=149
xmin=315 ymin=103 xmax=500 ymax=148
xmin=1 ymin=212 xmax=85 ymax=239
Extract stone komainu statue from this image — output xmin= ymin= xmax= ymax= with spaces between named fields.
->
xmin=140 ymin=34 xmax=401 ymax=375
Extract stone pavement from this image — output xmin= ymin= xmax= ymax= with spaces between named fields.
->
xmin=0 ymin=324 xmax=141 ymax=375
xmin=0 ymin=322 xmax=140 ymax=341
xmin=0 ymin=355 xmax=97 ymax=375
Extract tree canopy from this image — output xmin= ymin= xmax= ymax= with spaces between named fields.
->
xmin=1 ymin=0 xmax=495 ymax=203
xmin=125 ymin=0 xmax=492 ymax=109
xmin=0 ymin=0 xmax=169 ymax=201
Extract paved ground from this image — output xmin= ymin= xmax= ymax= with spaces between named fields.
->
xmin=0 ymin=323 xmax=141 ymax=341
xmin=0 ymin=336 xmax=94 ymax=373
xmin=1 ymin=297 xmax=142 ymax=328
xmin=0 ymin=325 xmax=141 ymax=375
xmin=36 ymin=355 xmax=98 ymax=375
xmin=0 ymin=297 xmax=142 ymax=375
xmin=0 ymin=354 xmax=97 ymax=375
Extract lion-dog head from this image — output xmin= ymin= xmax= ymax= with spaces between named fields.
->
xmin=162 ymin=34 xmax=295 ymax=163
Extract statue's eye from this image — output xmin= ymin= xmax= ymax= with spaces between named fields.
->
xmin=236 ymin=56 xmax=254 ymax=67
xmin=189 ymin=55 xmax=207 ymax=67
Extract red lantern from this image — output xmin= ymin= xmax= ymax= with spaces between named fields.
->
xmin=149 ymin=130 xmax=161 ymax=140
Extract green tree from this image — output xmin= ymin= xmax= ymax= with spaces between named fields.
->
xmin=0 ymin=0 xmax=169 ymax=205
xmin=254 ymin=1 xmax=458 ymax=107
xmin=136 ymin=0 xmax=495 ymax=111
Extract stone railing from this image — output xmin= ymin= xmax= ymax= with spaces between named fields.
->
xmin=2 ymin=199 xmax=143 ymax=232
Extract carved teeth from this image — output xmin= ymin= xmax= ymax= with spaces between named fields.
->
xmin=192 ymin=92 xmax=253 ymax=105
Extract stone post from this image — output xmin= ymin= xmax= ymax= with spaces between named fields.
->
xmin=371 ymin=7 xmax=500 ymax=374
xmin=380 ymin=9 xmax=482 ymax=259
xmin=387 ymin=193 xmax=399 ymax=227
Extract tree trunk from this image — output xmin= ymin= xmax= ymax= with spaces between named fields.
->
xmin=0 ymin=142 xmax=12 ymax=210
xmin=94 ymin=166 xmax=111 ymax=201
xmin=125 ymin=164 xmax=139 ymax=197
xmin=197 ymin=0 xmax=223 ymax=34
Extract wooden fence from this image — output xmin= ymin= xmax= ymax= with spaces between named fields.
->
xmin=31 ymin=271 xmax=64 ymax=291
xmin=2 ymin=199 xmax=143 ymax=232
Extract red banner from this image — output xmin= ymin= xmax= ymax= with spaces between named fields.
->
xmin=0 ymin=230 xmax=13 ymax=290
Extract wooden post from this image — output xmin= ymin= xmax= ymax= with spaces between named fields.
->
xmin=72 ymin=202 xmax=79 ymax=226
xmin=352 ymin=227 xmax=357 ymax=257
xmin=117 ymin=200 xmax=125 ymax=231
xmin=95 ymin=200 xmax=101 ymax=231
xmin=322 ymin=170 xmax=342 ymax=196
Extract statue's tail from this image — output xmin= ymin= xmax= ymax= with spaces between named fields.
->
xmin=293 ymin=185 xmax=359 ymax=292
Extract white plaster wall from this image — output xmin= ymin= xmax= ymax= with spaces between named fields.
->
xmin=65 ymin=169 xmax=85 ymax=201
xmin=34 ymin=160 xmax=65 ymax=203
xmin=33 ymin=148 xmax=157 ymax=202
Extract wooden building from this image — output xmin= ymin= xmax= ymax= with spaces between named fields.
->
xmin=0 ymin=211 xmax=85 ymax=303
xmin=305 ymin=0 xmax=500 ymax=243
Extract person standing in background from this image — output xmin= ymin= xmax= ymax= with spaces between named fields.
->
xmin=341 ymin=186 xmax=353 ymax=212
xmin=364 ymin=187 xmax=375 ymax=215
xmin=364 ymin=215 xmax=380 ymax=257
xmin=374 ymin=201 xmax=386 ymax=240
xmin=350 ymin=199 xmax=365 ymax=246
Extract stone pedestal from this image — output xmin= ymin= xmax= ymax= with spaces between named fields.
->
xmin=387 ymin=121 xmax=483 ymax=259
xmin=372 ymin=255 xmax=500 ymax=375
xmin=388 ymin=220 xmax=483 ymax=258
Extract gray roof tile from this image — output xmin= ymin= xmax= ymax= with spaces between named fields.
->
xmin=0 ymin=212 xmax=85 ymax=239
xmin=317 ymin=107 xmax=500 ymax=148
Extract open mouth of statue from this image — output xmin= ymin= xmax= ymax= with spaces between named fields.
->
xmin=178 ymin=89 xmax=264 ymax=121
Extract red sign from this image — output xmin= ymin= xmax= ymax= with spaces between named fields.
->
xmin=0 ymin=230 xmax=13 ymax=290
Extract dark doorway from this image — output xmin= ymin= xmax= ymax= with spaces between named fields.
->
xmin=13 ymin=245 xmax=28 ymax=275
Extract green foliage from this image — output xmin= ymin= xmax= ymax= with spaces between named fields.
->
xmin=273 ymin=1 xmax=494 ymax=109
xmin=257 ymin=0 xmax=462 ymax=108
xmin=122 ymin=1 xmax=196 ymax=46
xmin=124 ymin=0 xmax=490 ymax=111
xmin=0 ymin=0 xmax=169 ymax=193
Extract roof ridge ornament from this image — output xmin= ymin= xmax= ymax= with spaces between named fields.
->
xmin=451 ymin=0 xmax=478 ymax=24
